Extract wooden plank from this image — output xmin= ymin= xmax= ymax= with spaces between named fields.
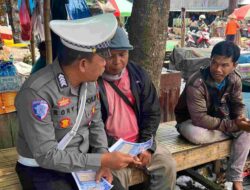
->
xmin=173 ymin=140 xmax=231 ymax=171
xmin=0 ymin=112 xmax=18 ymax=149
xmin=0 ymin=148 xmax=21 ymax=190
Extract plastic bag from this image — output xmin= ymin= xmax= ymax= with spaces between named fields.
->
xmin=65 ymin=0 xmax=91 ymax=20
xmin=19 ymin=0 xmax=32 ymax=41
xmin=31 ymin=1 xmax=45 ymax=41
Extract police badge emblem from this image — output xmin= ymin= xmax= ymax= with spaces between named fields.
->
xmin=32 ymin=100 xmax=49 ymax=120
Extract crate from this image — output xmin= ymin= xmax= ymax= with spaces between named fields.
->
xmin=0 ymin=92 xmax=17 ymax=114
xmin=0 ymin=75 xmax=22 ymax=92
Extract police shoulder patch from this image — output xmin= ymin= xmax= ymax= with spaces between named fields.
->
xmin=32 ymin=100 xmax=49 ymax=121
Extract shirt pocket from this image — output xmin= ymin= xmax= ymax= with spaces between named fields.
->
xmin=78 ymin=102 xmax=96 ymax=127
xmin=51 ymin=105 xmax=77 ymax=129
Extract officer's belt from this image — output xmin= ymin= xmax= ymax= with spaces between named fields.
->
xmin=18 ymin=155 xmax=39 ymax=167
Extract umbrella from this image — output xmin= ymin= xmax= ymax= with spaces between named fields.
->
xmin=108 ymin=0 xmax=132 ymax=17
xmin=245 ymin=9 xmax=250 ymax=20
xmin=233 ymin=4 xmax=250 ymax=20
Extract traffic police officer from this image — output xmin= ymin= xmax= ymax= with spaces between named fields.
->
xmin=15 ymin=13 xmax=140 ymax=190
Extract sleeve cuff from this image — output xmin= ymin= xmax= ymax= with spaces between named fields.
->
xmin=86 ymin=153 xmax=102 ymax=168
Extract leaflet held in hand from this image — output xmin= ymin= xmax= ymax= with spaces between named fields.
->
xmin=72 ymin=170 xmax=113 ymax=190
xmin=109 ymin=137 xmax=153 ymax=156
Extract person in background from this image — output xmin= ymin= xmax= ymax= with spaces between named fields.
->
xmin=197 ymin=14 xmax=208 ymax=31
xmin=211 ymin=16 xmax=222 ymax=37
xmin=189 ymin=16 xmax=198 ymax=32
xmin=225 ymin=14 xmax=240 ymax=43
xmin=31 ymin=41 xmax=46 ymax=74
xmin=15 ymin=14 xmax=141 ymax=190
xmin=98 ymin=27 xmax=176 ymax=190
xmin=175 ymin=41 xmax=250 ymax=190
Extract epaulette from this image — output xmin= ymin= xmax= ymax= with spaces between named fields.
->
xmin=28 ymin=69 xmax=54 ymax=91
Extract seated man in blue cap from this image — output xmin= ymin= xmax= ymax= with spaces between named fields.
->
xmin=98 ymin=27 xmax=176 ymax=190
xmin=15 ymin=14 xmax=141 ymax=190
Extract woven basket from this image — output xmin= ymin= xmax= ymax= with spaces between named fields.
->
xmin=0 ymin=92 xmax=17 ymax=114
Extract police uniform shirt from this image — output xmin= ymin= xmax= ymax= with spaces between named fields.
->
xmin=15 ymin=60 xmax=108 ymax=172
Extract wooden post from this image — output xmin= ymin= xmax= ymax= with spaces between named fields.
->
xmin=44 ymin=0 xmax=53 ymax=64
xmin=25 ymin=0 xmax=36 ymax=64
xmin=180 ymin=7 xmax=186 ymax=48
xmin=30 ymin=32 xmax=36 ymax=65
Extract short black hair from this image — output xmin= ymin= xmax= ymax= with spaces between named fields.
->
xmin=211 ymin=41 xmax=240 ymax=63
xmin=58 ymin=44 xmax=94 ymax=66
xmin=38 ymin=41 xmax=46 ymax=52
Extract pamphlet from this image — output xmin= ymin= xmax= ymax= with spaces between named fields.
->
xmin=108 ymin=137 xmax=153 ymax=156
xmin=72 ymin=170 xmax=113 ymax=190
xmin=72 ymin=138 xmax=153 ymax=189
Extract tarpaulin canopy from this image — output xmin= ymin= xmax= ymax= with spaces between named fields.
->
xmin=233 ymin=4 xmax=250 ymax=20
xmin=108 ymin=0 xmax=132 ymax=17
xmin=244 ymin=9 xmax=250 ymax=20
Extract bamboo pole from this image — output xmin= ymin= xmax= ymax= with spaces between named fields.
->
xmin=44 ymin=0 xmax=53 ymax=64
xmin=180 ymin=7 xmax=186 ymax=48
xmin=30 ymin=32 xmax=36 ymax=65
xmin=25 ymin=0 xmax=36 ymax=65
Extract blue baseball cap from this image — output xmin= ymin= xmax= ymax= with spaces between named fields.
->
xmin=109 ymin=27 xmax=133 ymax=50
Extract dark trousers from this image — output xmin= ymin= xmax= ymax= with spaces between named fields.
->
xmin=226 ymin=34 xmax=235 ymax=42
xmin=16 ymin=162 xmax=78 ymax=190
xmin=16 ymin=162 xmax=125 ymax=190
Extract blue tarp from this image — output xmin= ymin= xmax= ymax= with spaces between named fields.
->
xmin=238 ymin=53 xmax=250 ymax=64
xmin=65 ymin=0 xmax=91 ymax=20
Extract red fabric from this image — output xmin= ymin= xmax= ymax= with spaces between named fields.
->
xmin=19 ymin=0 xmax=32 ymax=41
xmin=233 ymin=4 xmax=250 ymax=20
xmin=0 ymin=33 xmax=12 ymax=40
xmin=108 ymin=0 xmax=120 ymax=17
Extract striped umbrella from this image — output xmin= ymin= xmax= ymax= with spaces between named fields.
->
xmin=108 ymin=0 xmax=132 ymax=17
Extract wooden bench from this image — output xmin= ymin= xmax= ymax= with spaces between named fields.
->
xmin=0 ymin=148 xmax=20 ymax=190
xmin=0 ymin=122 xmax=232 ymax=190
xmin=130 ymin=121 xmax=232 ymax=187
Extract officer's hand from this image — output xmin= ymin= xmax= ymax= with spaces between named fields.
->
xmin=138 ymin=150 xmax=152 ymax=167
xmin=96 ymin=167 xmax=113 ymax=184
xmin=235 ymin=116 xmax=250 ymax=132
xmin=101 ymin=152 xmax=142 ymax=170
